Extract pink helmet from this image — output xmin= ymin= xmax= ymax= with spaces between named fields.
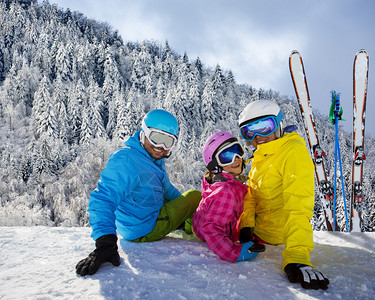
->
xmin=202 ymin=131 xmax=239 ymax=172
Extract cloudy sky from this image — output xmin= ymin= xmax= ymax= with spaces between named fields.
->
xmin=48 ymin=0 xmax=375 ymax=137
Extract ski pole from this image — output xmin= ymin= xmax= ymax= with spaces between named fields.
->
xmin=335 ymin=93 xmax=350 ymax=232
xmin=332 ymin=91 xmax=350 ymax=232
xmin=333 ymin=119 xmax=338 ymax=231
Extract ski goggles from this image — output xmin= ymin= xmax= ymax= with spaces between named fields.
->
xmin=240 ymin=116 xmax=279 ymax=141
xmin=142 ymin=121 xmax=177 ymax=150
xmin=215 ymin=142 xmax=244 ymax=167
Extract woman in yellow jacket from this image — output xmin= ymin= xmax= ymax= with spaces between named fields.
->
xmin=238 ymin=100 xmax=329 ymax=290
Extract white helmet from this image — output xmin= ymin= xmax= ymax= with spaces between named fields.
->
xmin=238 ymin=100 xmax=284 ymax=139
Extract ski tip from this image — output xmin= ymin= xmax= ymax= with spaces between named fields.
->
xmin=356 ymin=49 xmax=368 ymax=56
xmin=290 ymin=50 xmax=300 ymax=56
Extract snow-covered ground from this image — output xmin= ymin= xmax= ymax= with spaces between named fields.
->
xmin=0 ymin=227 xmax=374 ymax=300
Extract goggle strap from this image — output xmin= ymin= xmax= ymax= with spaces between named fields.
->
xmin=207 ymin=159 xmax=219 ymax=172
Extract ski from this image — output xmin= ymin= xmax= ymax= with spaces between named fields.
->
xmin=351 ymin=49 xmax=369 ymax=232
xmin=289 ymin=50 xmax=335 ymax=231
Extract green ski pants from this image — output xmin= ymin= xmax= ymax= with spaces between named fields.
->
xmin=132 ymin=189 xmax=201 ymax=242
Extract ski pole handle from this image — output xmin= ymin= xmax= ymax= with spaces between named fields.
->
xmin=335 ymin=93 xmax=340 ymax=117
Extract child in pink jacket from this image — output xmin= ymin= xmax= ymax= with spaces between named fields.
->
xmin=193 ymin=131 xmax=265 ymax=262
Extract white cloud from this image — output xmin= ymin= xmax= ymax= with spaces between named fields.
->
xmin=109 ymin=3 xmax=169 ymax=42
xmin=194 ymin=22 xmax=307 ymax=93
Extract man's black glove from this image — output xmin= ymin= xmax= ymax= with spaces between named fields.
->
xmin=76 ymin=234 xmax=120 ymax=276
xmin=284 ymin=263 xmax=329 ymax=290
xmin=239 ymin=227 xmax=254 ymax=243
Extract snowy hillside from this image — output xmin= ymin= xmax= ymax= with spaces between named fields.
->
xmin=0 ymin=227 xmax=374 ymax=300
xmin=1 ymin=0 xmax=374 ymax=231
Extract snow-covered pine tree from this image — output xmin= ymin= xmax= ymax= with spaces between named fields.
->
xmin=32 ymin=76 xmax=58 ymax=140
xmin=113 ymin=87 xmax=128 ymax=141
xmin=88 ymin=78 xmax=107 ymax=140
xmin=66 ymin=84 xmax=82 ymax=144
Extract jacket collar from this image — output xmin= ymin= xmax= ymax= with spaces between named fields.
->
xmin=212 ymin=172 xmax=248 ymax=184
xmin=254 ymin=132 xmax=301 ymax=157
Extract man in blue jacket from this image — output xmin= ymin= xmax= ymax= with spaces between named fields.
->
xmin=76 ymin=109 xmax=201 ymax=276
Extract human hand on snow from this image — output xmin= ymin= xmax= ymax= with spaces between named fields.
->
xmin=236 ymin=241 xmax=265 ymax=262
xmin=239 ymin=227 xmax=254 ymax=243
xmin=76 ymin=234 xmax=120 ymax=276
xmin=284 ymin=263 xmax=329 ymax=290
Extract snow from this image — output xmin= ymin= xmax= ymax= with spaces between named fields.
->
xmin=1 ymin=227 xmax=374 ymax=300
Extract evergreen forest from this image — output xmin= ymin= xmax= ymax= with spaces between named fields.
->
xmin=1 ymin=0 xmax=374 ymax=231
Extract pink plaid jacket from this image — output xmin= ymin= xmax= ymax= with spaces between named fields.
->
xmin=193 ymin=172 xmax=248 ymax=262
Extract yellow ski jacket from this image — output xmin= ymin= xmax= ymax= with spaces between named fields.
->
xmin=239 ymin=132 xmax=315 ymax=269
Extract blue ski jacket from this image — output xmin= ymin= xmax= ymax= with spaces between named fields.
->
xmin=88 ymin=130 xmax=181 ymax=241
